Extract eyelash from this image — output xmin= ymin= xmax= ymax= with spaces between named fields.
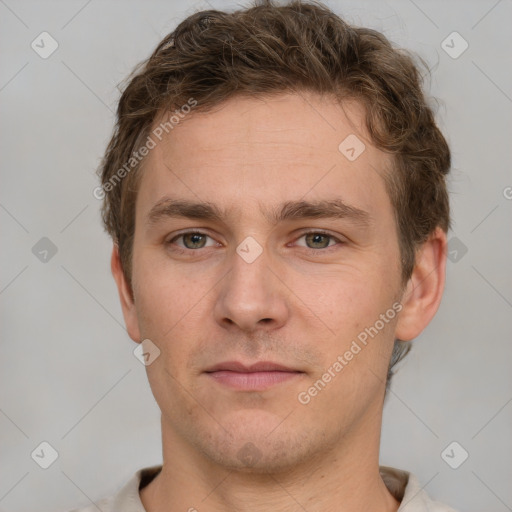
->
xmin=166 ymin=230 xmax=344 ymax=254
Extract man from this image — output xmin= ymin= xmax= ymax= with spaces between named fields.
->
xmin=76 ymin=1 xmax=456 ymax=510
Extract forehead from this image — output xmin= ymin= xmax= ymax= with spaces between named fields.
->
xmin=137 ymin=92 xmax=394 ymax=222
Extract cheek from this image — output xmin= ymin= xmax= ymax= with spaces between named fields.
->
xmin=133 ymin=268 xmax=207 ymax=401
xmin=300 ymin=267 xmax=393 ymax=333
xmin=132 ymin=249 xmax=204 ymax=334
xmin=298 ymin=264 xmax=400 ymax=381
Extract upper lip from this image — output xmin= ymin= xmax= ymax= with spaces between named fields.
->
xmin=205 ymin=361 xmax=300 ymax=373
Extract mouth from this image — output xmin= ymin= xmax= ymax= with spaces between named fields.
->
xmin=204 ymin=361 xmax=305 ymax=391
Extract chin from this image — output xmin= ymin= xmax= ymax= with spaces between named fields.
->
xmin=191 ymin=411 xmax=322 ymax=474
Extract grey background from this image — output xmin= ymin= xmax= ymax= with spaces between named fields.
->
xmin=1 ymin=0 xmax=511 ymax=510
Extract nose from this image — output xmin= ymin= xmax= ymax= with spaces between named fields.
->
xmin=213 ymin=245 xmax=289 ymax=333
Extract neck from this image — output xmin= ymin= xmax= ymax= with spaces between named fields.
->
xmin=140 ymin=403 xmax=399 ymax=512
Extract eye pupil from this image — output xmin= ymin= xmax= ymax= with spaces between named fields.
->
xmin=184 ymin=233 xmax=206 ymax=249
xmin=305 ymin=233 xmax=330 ymax=249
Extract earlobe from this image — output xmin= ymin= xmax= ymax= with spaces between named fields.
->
xmin=395 ymin=228 xmax=447 ymax=342
xmin=111 ymin=244 xmax=141 ymax=343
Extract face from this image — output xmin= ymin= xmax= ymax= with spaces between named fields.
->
xmin=115 ymin=92 xmax=419 ymax=472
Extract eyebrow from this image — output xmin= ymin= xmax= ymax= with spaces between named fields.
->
xmin=268 ymin=199 xmax=371 ymax=226
xmin=146 ymin=197 xmax=372 ymax=227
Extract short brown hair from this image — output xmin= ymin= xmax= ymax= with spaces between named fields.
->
xmin=99 ymin=0 xmax=450 ymax=283
xmin=98 ymin=0 xmax=451 ymax=376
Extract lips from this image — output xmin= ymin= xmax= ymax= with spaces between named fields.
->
xmin=205 ymin=361 xmax=299 ymax=373
xmin=204 ymin=361 xmax=304 ymax=391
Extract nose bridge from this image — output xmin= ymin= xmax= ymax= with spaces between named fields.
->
xmin=214 ymin=240 xmax=288 ymax=331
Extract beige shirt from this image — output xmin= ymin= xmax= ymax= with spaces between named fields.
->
xmin=68 ymin=465 xmax=458 ymax=511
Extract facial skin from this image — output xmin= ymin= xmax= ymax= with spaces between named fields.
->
xmin=112 ymin=92 xmax=447 ymax=512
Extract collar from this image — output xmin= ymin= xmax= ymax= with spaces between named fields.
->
xmin=105 ymin=464 xmax=457 ymax=511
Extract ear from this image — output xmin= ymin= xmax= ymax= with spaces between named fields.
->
xmin=395 ymin=227 xmax=447 ymax=341
xmin=111 ymin=244 xmax=141 ymax=343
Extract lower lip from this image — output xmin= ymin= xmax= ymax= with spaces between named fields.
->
xmin=206 ymin=370 xmax=302 ymax=390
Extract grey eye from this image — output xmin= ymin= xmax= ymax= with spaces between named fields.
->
xmin=182 ymin=233 xmax=208 ymax=249
xmin=304 ymin=233 xmax=332 ymax=249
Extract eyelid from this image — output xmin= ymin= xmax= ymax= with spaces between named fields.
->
xmin=295 ymin=228 xmax=343 ymax=240
xmin=292 ymin=229 xmax=345 ymax=249
xmin=166 ymin=229 xmax=345 ymax=251
xmin=167 ymin=229 xmax=220 ymax=249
